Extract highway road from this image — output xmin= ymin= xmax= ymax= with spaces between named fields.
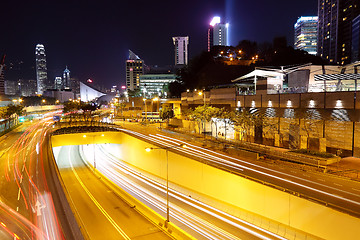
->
xmin=55 ymin=143 xmax=287 ymax=240
xmin=0 ymin=114 xmax=74 ymax=240
xmin=55 ymin=144 xmax=174 ymax=240
xmin=120 ymin=127 xmax=360 ymax=217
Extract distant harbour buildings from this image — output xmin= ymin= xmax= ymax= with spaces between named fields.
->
xmin=63 ymin=66 xmax=71 ymax=89
xmin=294 ymin=16 xmax=318 ymax=55
xmin=35 ymin=44 xmax=48 ymax=95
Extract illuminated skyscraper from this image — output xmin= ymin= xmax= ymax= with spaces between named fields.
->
xmin=172 ymin=36 xmax=189 ymax=65
xmin=35 ymin=44 xmax=48 ymax=95
xmin=352 ymin=15 xmax=360 ymax=62
xmin=54 ymin=77 xmax=62 ymax=90
xmin=208 ymin=16 xmax=229 ymax=51
xmin=294 ymin=16 xmax=318 ymax=55
xmin=126 ymin=50 xmax=144 ymax=91
xmin=317 ymin=0 xmax=359 ymax=64
xmin=63 ymin=66 xmax=70 ymax=89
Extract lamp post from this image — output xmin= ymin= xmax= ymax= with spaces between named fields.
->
xmin=143 ymin=98 xmax=147 ymax=122
xmin=145 ymin=144 xmax=186 ymax=224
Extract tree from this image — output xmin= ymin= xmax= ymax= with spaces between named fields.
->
xmin=233 ymin=109 xmax=253 ymax=142
xmin=160 ymin=105 xmax=174 ymax=123
xmin=80 ymin=102 xmax=98 ymax=123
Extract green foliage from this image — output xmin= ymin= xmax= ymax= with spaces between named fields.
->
xmin=160 ymin=105 xmax=174 ymax=121
xmin=6 ymin=104 xmax=24 ymax=117
xmin=127 ymin=89 xmax=141 ymax=97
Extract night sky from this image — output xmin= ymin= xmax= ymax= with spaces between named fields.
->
xmin=1 ymin=0 xmax=317 ymax=88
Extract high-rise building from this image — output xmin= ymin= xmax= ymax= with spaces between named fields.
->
xmin=35 ymin=44 xmax=48 ymax=95
xmin=63 ymin=66 xmax=70 ymax=89
xmin=4 ymin=80 xmax=17 ymax=95
xmin=352 ymin=14 xmax=360 ymax=62
xmin=126 ymin=50 xmax=144 ymax=91
xmin=208 ymin=16 xmax=229 ymax=51
xmin=54 ymin=77 xmax=62 ymax=90
xmin=172 ymin=36 xmax=189 ymax=65
xmin=0 ymin=55 xmax=6 ymax=95
xmin=317 ymin=0 xmax=359 ymax=64
xmin=294 ymin=16 xmax=318 ymax=55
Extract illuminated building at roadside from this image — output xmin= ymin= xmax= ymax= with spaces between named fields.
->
xmin=294 ymin=16 xmax=318 ymax=55
xmin=140 ymin=74 xmax=177 ymax=98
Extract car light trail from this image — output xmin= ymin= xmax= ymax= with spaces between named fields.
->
xmin=78 ymin=144 xmax=286 ymax=240
xmin=67 ymin=147 xmax=131 ymax=240
xmin=151 ymin=134 xmax=360 ymax=206
xmin=1 ymin=115 xmax=65 ymax=240
xmin=121 ymin=129 xmax=360 ymax=207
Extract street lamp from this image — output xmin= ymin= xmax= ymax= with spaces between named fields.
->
xmin=143 ymin=98 xmax=147 ymax=122
xmin=145 ymin=143 xmax=186 ymax=224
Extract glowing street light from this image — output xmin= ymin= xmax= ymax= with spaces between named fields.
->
xmin=145 ymin=144 xmax=186 ymax=224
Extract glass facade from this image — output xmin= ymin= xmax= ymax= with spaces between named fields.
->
xmin=139 ymin=74 xmax=176 ymax=98
xmin=35 ymin=44 xmax=48 ymax=95
xmin=352 ymin=15 xmax=360 ymax=62
xmin=294 ymin=16 xmax=318 ymax=55
xmin=173 ymin=36 xmax=189 ymax=65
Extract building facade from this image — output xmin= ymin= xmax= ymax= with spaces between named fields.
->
xmin=352 ymin=14 xmax=360 ymax=62
xmin=294 ymin=16 xmax=318 ymax=55
xmin=139 ymin=74 xmax=177 ymax=98
xmin=35 ymin=44 xmax=48 ymax=95
xmin=317 ymin=0 xmax=360 ymax=64
xmin=208 ymin=17 xmax=229 ymax=51
xmin=54 ymin=77 xmax=62 ymax=90
xmin=172 ymin=36 xmax=189 ymax=65
xmin=18 ymin=79 xmax=37 ymax=97
xmin=126 ymin=50 xmax=144 ymax=91
xmin=63 ymin=66 xmax=70 ymax=89
xmin=4 ymin=80 xmax=17 ymax=95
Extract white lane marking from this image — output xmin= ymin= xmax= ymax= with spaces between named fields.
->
xmin=67 ymin=146 xmax=131 ymax=240
xmin=17 ymin=188 xmax=21 ymax=200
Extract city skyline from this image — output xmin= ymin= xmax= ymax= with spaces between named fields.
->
xmin=1 ymin=0 xmax=316 ymax=88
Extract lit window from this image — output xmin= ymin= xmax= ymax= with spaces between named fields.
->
xmin=309 ymin=100 xmax=315 ymax=108
xmin=286 ymin=100 xmax=292 ymax=108
xmin=335 ymin=100 xmax=343 ymax=108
